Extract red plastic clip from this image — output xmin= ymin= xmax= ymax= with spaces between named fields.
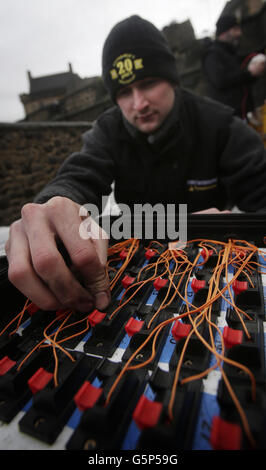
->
xmin=0 ymin=356 xmax=16 ymax=375
xmin=88 ymin=309 xmax=106 ymax=327
xmin=145 ymin=249 xmax=156 ymax=260
xmin=74 ymin=381 xmax=102 ymax=411
xmin=28 ymin=367 xmax=53 ymax=394
xmin=171 ymin=250 xmax=185 ymax=259
xmin=119 ymin=250 xmax=128 ymax=260
xmin=172 ymin=320 xmax=192 ymax=341
xmin=133 ymin=395 xmax=162 ymax=430
xmin=210 ymin=416 xmax=242 ymax=450
xmin=232 ymin=280 xmax=248 ymax=295
xmin=223 ymin=326 xmax=243 ymax=348
xmin=201 ymin=248 xmax=214 ymax=261
xmin=191 ymin=278 xmax=206 ymax=293
xmin=26 ymin=303 xmax=39 ymax=316
xmin=153 ymin=277 xmax=168 ymax=291
xmin=121 ymin=275 xmax=135 ymax=289
xmin=125 ymin=317 xmax=144 ymax=336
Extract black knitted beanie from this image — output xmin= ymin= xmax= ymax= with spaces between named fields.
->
xmin=216 ymin=14 xmax=238 ymax=37
xmin=102 ymin=15 xmax=179 ymax=102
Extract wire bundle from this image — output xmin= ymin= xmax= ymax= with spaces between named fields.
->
xmin=1 ymin=237 xmax=266 ymax=448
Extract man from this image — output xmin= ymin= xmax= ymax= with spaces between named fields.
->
xmin=202 ymin=14 xmax=266 ymax=118
xmin=5 ymin=15 xmax=266 ymax=315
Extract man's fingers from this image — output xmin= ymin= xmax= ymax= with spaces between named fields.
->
xmin=82 ymin=222 xmax=110 ymax=311
xmin=6 ymin=197 xmax=111 ymax=313
xmin=192 ymin=207 xmax=231 ymax=214
xmin=46 ymin=198 xmax=110 ymax=310
xmin=21 ymin=202 xmax=95 ymax=313
xmin=6 ymin=220 xmax=62 ymax=311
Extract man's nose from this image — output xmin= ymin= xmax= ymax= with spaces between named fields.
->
xmin=132 ymin=88 xmax=149 ymax=111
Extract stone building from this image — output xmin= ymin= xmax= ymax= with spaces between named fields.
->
xmin=162 ymin=19 xmax=206 ymax=97
xmin=20 ymin=63 xmax=83 ymax=116
xmin=19 ymin=63 xmax=112 ymax=123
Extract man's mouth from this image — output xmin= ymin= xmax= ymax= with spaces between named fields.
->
xmin=137 ymin=111 xmax=156 ymax=122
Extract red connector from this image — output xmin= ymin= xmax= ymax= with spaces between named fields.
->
xmin=172 ymin=320 xmax=192 ymax=341
xmin=223 ymin=326 xmax=243 ymax=348
xmin=133 ymin=395 xmax=162 ymax=430
xmin=191 ymin=278 xmax=206 ymax=293
xmin=74 ymin=380 xmax=103 ymax=411
xmin=119 ymin=250 xmax=128 ymax=260
xmin=121 ymin=275 xmax=135 ymax=289
xmin=153 ymin=277 xmax=168 ymax=291
xmin=210 ymin=416 xmax=242 ymax=450
xmin=26 ymin=303 xmax=39 ymax=316
xmin=201 ymin=248 xmax=214 ymax=261
xmin=0 ymin=356 xmax=16 ymax=375
xmin=125 ymin=317 xmax=144 ymax=336
xmin=88 ymin=309 xmax=106 ymax=326
xmin=232 ymin=280 xmax=248 ymax=296
xmin=28 ymin=367 xmax=53 ymax=394
xmin=145 ymin=249 xmax=156 ymax=260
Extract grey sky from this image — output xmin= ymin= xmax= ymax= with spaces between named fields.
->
xmin=0 ymin=0 xmax=227 ymax=122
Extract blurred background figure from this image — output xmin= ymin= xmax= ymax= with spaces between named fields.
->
xmin=202 ymin=14 xmax=266 ymax=121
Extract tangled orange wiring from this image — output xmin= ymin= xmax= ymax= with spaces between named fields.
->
xmin=1 ymin=236 xmax=266 ymax=449
xmin=105 ymin=237 xmax=266 ymax=449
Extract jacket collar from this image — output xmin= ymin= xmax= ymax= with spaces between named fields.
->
xmin=215 ymin=39 xmax=237 ymax=54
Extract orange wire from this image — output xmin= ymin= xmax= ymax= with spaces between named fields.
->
xmin=3 ymin=237 xmax=262 ymax=447
xmin=0 ymin=298 xmax=30 ymax=337
xmin=167 ymin=239 xmax=256 ymax=446
xmin=105 ymin=238 xmax=258 ymax=448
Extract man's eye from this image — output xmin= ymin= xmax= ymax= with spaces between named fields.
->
xmin=117 ymin=88 xmax=131 ymax=99
xmin=141 ymin=79 xmax=160 ymax=88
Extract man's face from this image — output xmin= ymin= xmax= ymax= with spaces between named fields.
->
xmin=222 ymin=25 xmax=242 ymax=46
xmin=116 ymin=78 xmax=176 ymax=134
xmin=229 ymin=25 xmax=242 ymax=45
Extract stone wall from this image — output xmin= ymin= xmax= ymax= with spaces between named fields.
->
xmin=54 ymin=96 xmax=112 ymax=122
xmin=0 ymin=122 xmax=92 ymax=226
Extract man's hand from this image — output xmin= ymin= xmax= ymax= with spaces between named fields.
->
xmin=192 ymin=207 xmax=231 ymax=214
xmin=248 ymin=54 xmax=266 ymax=77
xmin=5 ymin=196 xmax=110 ymax=313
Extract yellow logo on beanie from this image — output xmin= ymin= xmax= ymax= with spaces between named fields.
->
xmin=110 ymin=53 xmax=144 ymax=84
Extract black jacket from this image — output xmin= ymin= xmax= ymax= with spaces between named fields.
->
xmin=34 ymin=88 xmax=266 ymax=214
xmin=202 ymin=39 xmax=256 ymax=118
